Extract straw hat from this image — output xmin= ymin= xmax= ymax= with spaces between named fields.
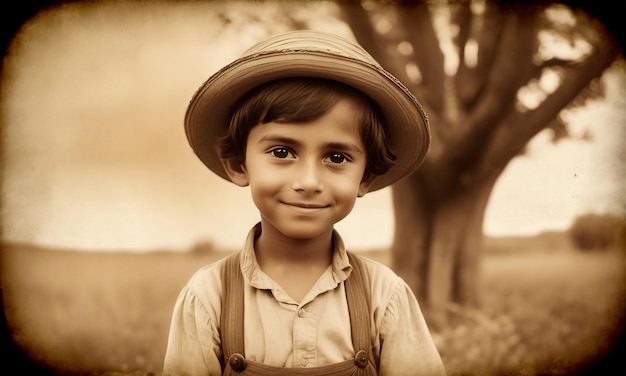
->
xmin=185 ymin=30 xmax=430 ymax=192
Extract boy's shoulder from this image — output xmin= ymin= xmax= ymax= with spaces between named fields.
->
xmin=349 ymin=252 xmax=417 ymax=321
xmin=349 ymin=252 xmax=405 ymax=292
xmin=183 ymin=254 xmax=233 ymax=298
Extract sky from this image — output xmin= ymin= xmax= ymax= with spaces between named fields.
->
xmin=1 ymin=1 xmax=625 ymax=252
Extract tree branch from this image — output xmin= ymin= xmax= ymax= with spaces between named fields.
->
xmin=446 ymin=5 xmax=543 ymax=168
xmin=477 ymin=34 xmax=620 ymax=179
xmin=395 ymin=1 xmax=446 ymax=113
xmin=456 ymin=3 xmax=507 ymax=111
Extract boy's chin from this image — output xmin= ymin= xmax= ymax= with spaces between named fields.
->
xmin=270 ymin=222 xmax=336 ymax=241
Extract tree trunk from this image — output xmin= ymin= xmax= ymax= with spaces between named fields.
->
xmin=391 ymin=171 xmax=498 ymax=329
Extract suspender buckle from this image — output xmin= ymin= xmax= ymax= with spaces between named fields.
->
xmin=354 ymin=350 xmax=369 ymax=368
xmin=228 ymin=353 xmax=247 ymax=371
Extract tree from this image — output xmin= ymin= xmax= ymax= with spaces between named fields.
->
xmin=338 ymin=0 xmax=622 ymax=328
xmin=569 ymin=213 xmax=625 ymax=251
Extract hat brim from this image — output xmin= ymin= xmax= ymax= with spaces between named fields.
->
xmin=185 ymin=49 xmax=430 ymax=192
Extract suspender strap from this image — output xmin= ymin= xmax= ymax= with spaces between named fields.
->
xmin=220 ymin=252 xmax=245 ymax=362
xmin=345 ymin=252 xmax=376 ymax=370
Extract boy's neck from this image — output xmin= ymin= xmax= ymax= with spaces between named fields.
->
xmin=254 ymin=221 xmax=334 ymax=268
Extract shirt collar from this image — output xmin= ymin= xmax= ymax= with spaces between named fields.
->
xmin=239 ymin=222 xmax=353 ymax=290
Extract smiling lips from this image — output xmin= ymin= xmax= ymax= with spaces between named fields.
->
xmin=282 ymin=201 xmax=329 ymax=210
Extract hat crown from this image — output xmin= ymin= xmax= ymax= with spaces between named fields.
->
xmin=243 ymin=30 xmax=378 ymax=66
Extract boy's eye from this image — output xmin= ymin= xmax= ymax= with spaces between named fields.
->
xmin=271 ymin=147 xmax=291 ymax=159
xmin=328 ymin=153 xmax=347 ymax=164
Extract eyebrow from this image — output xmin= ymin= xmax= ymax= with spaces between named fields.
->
xmin=258 ymin=135 xmax=363 ymax=154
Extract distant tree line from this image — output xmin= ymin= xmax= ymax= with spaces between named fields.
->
xmin=568 ymin=213 xmax=625 ymax=251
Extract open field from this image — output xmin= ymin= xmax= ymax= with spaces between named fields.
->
xmin=1 ymin=237 xmax=625 ymax=375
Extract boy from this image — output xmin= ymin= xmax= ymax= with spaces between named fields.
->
xmin=163 ymin=30 xmax=446 ymax=376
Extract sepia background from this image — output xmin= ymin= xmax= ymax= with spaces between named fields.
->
xmin=1 ymin=0 xmax=625 ymax=375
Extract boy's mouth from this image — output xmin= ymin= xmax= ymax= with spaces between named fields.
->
xmin=281 ymin=201 xmax=329 ymax=209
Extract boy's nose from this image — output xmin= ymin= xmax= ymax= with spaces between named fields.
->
xmin=292 ymin=160 xmax=324 ymax=193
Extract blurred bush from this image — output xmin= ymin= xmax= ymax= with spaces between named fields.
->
xmin=189 ymin=240 xmax=217 ymax=255
xmin=568 ymin=213 xmax=625 ymax=251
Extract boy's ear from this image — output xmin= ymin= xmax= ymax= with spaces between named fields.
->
xmin=357 ymin=177 xmax=374 ymax=197
xmin=221 ymin=158 xmax=249 ymax=187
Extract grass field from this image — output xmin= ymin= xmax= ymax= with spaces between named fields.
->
xmin=1 ymin=237 xmax=624 ymax=375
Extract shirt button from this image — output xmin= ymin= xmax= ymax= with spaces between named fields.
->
xmin=298 ymin=308 xmax=306 ymax=317
xmin=300 ymin=358 xmax=309 ymax=367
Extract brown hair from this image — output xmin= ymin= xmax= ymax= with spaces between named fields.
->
xmin=218 ymin=78 xmax=396 ymax=182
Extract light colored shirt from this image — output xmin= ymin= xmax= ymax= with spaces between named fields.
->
xmin=163 ymin=224 xmax=446 ymax=376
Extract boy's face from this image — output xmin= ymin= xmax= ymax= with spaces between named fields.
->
xmin=224 ymin=98 xmax=372 ymax=241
